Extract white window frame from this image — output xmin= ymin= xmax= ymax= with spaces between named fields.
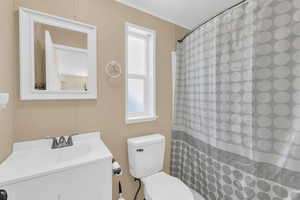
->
xmin=125 ymin=23 xmax=157 ymax=124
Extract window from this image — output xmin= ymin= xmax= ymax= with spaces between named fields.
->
xmin=125 ymin=23 xmax=157 ymax=123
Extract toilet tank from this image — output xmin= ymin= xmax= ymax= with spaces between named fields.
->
xmin=127 ymin=134 xmax=165 ymax=178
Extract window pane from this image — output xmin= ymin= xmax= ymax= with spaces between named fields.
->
xmin=128 ymin=35 xmax=146 ymax=75
xmin=128 ymin=79 xmax=144 ymax=113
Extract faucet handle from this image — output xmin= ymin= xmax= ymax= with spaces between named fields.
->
xmin=67 ymin=133 xmax=79 ymax=146
xmin=0 ymin=189 xmax=8 ymax=200
xmin=45 ymin=136 xmax=59 ymax=149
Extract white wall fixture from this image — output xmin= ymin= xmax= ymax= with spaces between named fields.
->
xmin=19 ymin=7 xmax=97 ymax=100
xmin=105 ymin=61 xmax=122 ymax=79
xmin=0 ymin=93 xmax=9 ymax=109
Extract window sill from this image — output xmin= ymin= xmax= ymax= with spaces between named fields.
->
xmin=126 ymin=115 xmax=158 ymax=124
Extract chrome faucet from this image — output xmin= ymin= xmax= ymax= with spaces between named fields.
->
xmin=66 ymin=133 xmax=79 ymax=146
xmin=46 ymin=133 xmax=79 ymax=149
xmin=58 ymin=136 xmax=67 ymax=147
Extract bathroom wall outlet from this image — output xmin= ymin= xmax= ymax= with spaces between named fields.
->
xmin=0 ymin=93 xmax=9 ymax=108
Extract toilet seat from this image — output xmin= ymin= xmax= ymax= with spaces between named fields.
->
xmin=142 ymin=172 xmax=194 ymax=200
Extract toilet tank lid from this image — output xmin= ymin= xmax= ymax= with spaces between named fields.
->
xmin=128 ymin=134 xmax=165 ymax=147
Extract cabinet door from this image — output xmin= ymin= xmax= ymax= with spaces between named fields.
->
xmin=61 ymin=160 xmax=112 ymax=200
xmin=2 ymin=160 xmax=112 ymax=200
xmin=2 ymin=173 xmax=63 ymax=200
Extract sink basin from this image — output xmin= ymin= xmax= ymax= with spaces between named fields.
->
xmin=0 ymin=132 xmax=112 ymax=187
xmin=55 ymin=143 xmax=91 ymax=163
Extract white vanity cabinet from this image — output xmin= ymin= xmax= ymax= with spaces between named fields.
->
xmin=3 ymin=160 xmax=111 ymax=200
xmin=3 ymin=172 xmax=63 ymax=200
xmin=0 ymin=132 xmax=112 ymax=200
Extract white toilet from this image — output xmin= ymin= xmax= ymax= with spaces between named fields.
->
xmin=127 ymin=134 xmax=194 ymax=200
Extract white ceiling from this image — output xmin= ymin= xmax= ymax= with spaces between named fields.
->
xmin=116 ymin=0 xmax=242 ymax=30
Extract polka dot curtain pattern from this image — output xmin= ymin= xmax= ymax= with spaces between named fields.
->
xmin=171 ymin=0 xmax=300 ymax=199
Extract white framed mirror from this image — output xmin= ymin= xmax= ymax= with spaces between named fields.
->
xmin=19 ymin=8 xmax=97 ymax=100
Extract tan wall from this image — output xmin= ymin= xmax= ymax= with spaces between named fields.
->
xmin=0 ymin=0 xmax=16 ymax=163
xmin=0 ymin=0 xmax=188 ymax=198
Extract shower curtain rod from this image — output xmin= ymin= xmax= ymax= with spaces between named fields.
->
xmin=178 ymin=0 xmax=249 ymax=43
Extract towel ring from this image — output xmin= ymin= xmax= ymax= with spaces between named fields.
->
xmin=105 ymin=61 xmax=122 ymax=79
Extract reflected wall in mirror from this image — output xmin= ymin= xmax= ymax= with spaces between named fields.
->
xmin=20 ymin=8 xmax=97 ymax=100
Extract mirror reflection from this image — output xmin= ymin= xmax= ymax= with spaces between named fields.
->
xmin=34 ymin=23 xmax=88 ymax=91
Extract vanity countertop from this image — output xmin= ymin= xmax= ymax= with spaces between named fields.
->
xmin=0 ymin=132 xmax=112 ymax=187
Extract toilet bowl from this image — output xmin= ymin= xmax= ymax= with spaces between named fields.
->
xmin=127 ymin=134 xmax=194 ymax=200
xmin=142 ymin=172 xmax=194 ymax=200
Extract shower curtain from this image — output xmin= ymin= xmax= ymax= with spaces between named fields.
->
xmin=171 ymin=0 xmax=300 ymax=199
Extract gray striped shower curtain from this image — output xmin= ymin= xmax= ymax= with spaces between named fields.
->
xmin=171 ymin=0 xmax=300 ymax=199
